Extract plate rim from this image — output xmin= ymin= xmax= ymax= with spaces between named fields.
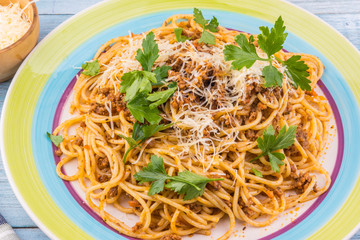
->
xmin=1 ymin=0 xmax=360 ymax=239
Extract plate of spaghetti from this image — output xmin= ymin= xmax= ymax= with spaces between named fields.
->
xmin=2 ymin=1 xmax=360 ymax=240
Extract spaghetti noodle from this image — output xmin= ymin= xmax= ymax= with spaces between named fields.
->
xmin=52 ymin=13 xmax=332 ymax=240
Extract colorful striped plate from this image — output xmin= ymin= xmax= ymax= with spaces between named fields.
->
xmin=2 ymin=0 xmax=360 ymax=239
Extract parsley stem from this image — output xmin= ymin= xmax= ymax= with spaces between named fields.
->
xmin=122 ymin=142 xmax=142 ymax=163
xmin=169 ymin=177 xmax=202 ymax=191
xmin=274 ymin=56 xmax=284 ymax=63
xmin=261 ymin=57 xmax=272 ymax=62
xmin=250 ymin=153 xmax=265 ymax=162
xmin=122 ymin=146 xmax=135 ymax=163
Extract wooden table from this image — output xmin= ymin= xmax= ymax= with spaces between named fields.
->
xmin=0 ymin=0 xmax=359 ymax=239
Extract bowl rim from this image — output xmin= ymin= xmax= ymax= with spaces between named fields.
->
xmin=0 ymin=0 xmax=39 ymax=53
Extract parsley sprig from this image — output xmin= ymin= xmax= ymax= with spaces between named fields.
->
xmin=120 ymin=32 xmax=176 ymax=124
xmin=119 ymin=122 xmax=173 ymax=162
xmin=253 ymin=125 xmax=297 ymax=172
xmin=223 ymin=16 xmax=311 ymax=90
xmin=47 ymin=132 xmax=64 ymax=147
xmin=134 ymin=155 xmax=223 ymax=200
xmin=135 ymin=32 xmax=159 ymax=72
xmin=251 ymin=168 xmax=263 ymax=177
xmin=174 ymin=28 xmax=191 ymax=43
xmin=193 ymin=8 xmax=219 ymax=45
xmin=81 ymin=59 xmax=100 ymax=76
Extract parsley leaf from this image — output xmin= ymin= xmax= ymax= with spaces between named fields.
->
xmin=119 ymin=122 xmax=173 ymax=162
xmin=257 ymin=16 xmax=288 ymax=58
xmin=268 ymin=152 xmax=285 ymax=173
xmin=206 ymin=17 xmax=219 ymax=33
xmin=283 ymin=55 xmax=311 ymax=91
xmin=251 ymin=168 xmax=263 ymax=177
xmin=174 ymin=28 xmax=191 ymax=43
xmin=120 ymin=71 xmax=157 ymax=102
xmin=134 ymin=155 xmax=169 ymax=195
xmin=193 ymin=8 xmax=219 ymax=45
xmin=153 ymin=65 xmax=172 ymax=86
xmin=47 ymin=132 xmax=64 ymax=147
xmin=134 ymin=155 xmax=223 ymax=199
xmin=262 ymin=65 xmax=283 ymax=88
xmin=126 ymin=94 xmax=162 ymax=125
xmin=81 ymin=59 xmax=100 ymax=76
xmin=166 ymin=171 xmax=219 ymax=200
xmin=199 ymin=30 xmax=216 ymax=45
xmin=139 ymin=122 xmax=174 ymax=140
xmin=147 ymin=82 xmax=177 ymax=109
xmin=224 ymin=34 xmax=263 ymax=69
xmin=136 ymin=32 xmax=159 ymax=71
xmin=255 ymin=125 xmax=297 ymax=172
xmin=118 ymin=134 xmax=138 ymax=148
xmin=193 ymin=8 xmax=208 ymax=26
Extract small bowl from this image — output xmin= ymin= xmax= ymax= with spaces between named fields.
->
xmin=0 ymin=0 xmax=39 ymax=82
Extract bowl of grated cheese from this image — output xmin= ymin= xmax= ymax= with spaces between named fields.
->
xmin=0 ymin=0 xmax=39 ymax=82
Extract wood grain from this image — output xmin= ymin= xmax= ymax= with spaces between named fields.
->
xmin=0 ymin=0 xmax=359 ymax=239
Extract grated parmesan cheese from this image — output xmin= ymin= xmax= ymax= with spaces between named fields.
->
xmin=0 ymin=2 xmax=31 ymax=49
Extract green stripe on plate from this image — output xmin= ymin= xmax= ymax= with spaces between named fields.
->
xmin=2 ymin=0 xmax=360 ymax=239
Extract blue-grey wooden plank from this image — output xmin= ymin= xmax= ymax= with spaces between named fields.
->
xmin=38 ymin=15 xmax=72 ymax=41
xmin=35 ymin=0 xmax=360 ymax=15
xmin=14 ymin=228 xmax=49 ymax=240
xmin=35 ymin=14 xmax=360 ymax=50
xmin=320 ymin=13 xmax=360 ymax=49
xmin=290 ymin=0 xmax=360 ymax=14
xmin=0 ymin=152 xmax=35 ymax=227
xmin=353 ymin=233 xmax=360 ymax=240
xmin=36 ymin=0 xmax=102 ymax=14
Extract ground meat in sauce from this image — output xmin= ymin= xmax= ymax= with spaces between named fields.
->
xmin=271 ymin=114 xmax=281 ymax=133
xmin=188 ymin=203 xmax=202 ymax=213
xmin=273 ymin=187 xmax=283 ymax=196
xmin=241 ymin=81 xmax=267 ymax=105
xmin=285 ymin=145 xmax=298 ymax=157
xmin=293 ymin=172 xmax=312 ymax=193
xmin=74 ymin=137 xmax=83 ymax=146
xmin=284 ymin=104 xmax=293 ymax=114
xmin=224 ymin=200 xmax=232 ymax=208
xmin=296 ymin=127 xmax=309 ymax=149
xmin=97 ymin=157 xmax=110 ymax=170
xmin=132 ymin=222 xmax=142 ymax=232
xmin=160 ymin=234 xmax=182 ymax=240
xmin=108 ymin=186 xmax=118 ymax=198
xmin=128 ymin=200 xmax=142 ymax=208
xmin=289 ymin=164 xmax=298 ymax=178
xmin=257 ymin=102 xmax=267 ymax=111
xmin=55 ymin=148 xmax=62 ymax=157
xmin=239 ymin=198 xmax=253 ymax=208
xmin=245 ymin=129 xmax=257 ymax=141
xmin=99 ymin=87 xmax=110 ymax=96
xmin=80 ymin=121 xmax=86 ymax=128
xmin=248 ymin=111 xmax=257 ymax=122
xmin=243 ymin=207 xmax=256 ymax=218
xmin=98 ymin=175 xmax=110 ymax=183
xmin=90 ymin=88 xmax=134 ymax=122
xmin=90 ymin=103 xmax=108 ymax=115
xmin=210 ymin=180 xmax=222 ymax=190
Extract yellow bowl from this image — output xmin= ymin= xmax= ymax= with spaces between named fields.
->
xmin=0 ymin=0 xmax=39 ymax=82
